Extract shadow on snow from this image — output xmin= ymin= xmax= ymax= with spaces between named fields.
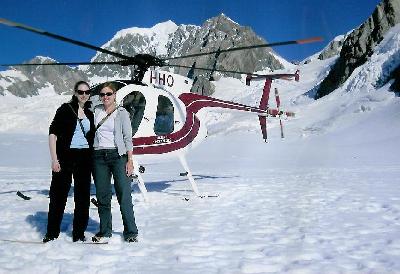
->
xmin=132 ymin=174 xmax=238 ymax=196
xmin=26 ymin=211 xmax=100 ymax=237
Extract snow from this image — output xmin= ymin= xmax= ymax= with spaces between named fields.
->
xmin=93 ymin=21 xmax=179 ymax=60
xmin=0 ymin=69 xmax=29 ymax=90
xmin=269 ymin=51 xmax=296 ymax=69
xmin=33 ymin=56 xmax=57 ymax=63
xmin=0 ymin=25 xmax=400 ymax=274
xmin=113 ymin=20 xmax=178 ymax=41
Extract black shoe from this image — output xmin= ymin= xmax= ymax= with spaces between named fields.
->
xmin=42 ymin=234 xmax=57 ymax=243
xmin=73 ymin=235 xmax=86 ymax=242
xmin=125 ymin=234 xmax=138 ymax=243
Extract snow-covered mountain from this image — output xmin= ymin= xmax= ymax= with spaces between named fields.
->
xmin=87 ymin=13 xmax=284 ymax=85
xmin=82 ymin=20 xmax=183 ymax=79
xmin=0 ymin=13 xmax=284 ymax=97
xmin=315 ymin=0 xmax=400 ymax=99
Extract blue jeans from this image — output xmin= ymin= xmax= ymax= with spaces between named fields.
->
xmin=93 ymin=149 xmax=138 ymax=239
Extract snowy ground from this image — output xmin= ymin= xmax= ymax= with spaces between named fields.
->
xmin=0 ymin=125 xmax=400 ymax=273
xmin=1 ymin=27 xmax=400 ymax=273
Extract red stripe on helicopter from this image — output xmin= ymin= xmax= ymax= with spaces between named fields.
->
xmin=133 ymin=93 xmax=260 ymax=147
xmin=131 ymin=93 xmax=288 ymax=155
xmin=132 ymin=112 xmax=200 ymax=155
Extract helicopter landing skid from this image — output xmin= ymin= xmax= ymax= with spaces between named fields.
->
xmin=179 ymin=155 xmax=220 ymax=200
xmin=179 ymin=154 xmax=201 ymax=197
xmin=182 ymin=194 xmax=219 ymax=201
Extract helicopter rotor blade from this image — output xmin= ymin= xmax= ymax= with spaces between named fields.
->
xmin=0 ymin=18 xmax=133 ymax=61
xmin=167 ymin=64 xmax=296 ymax=78
xmin=0 ymin=61 xmax=125 ymax=67
xmin=162 ymin=37 xmax=323 ymax=61
xmin=0 ymin=17 xmax=322 ymax=78
xmin=167 ymin=64 xmax=256 ymax=76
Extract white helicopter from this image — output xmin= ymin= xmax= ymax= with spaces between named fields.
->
xmin=0 ymin=18 xmax=322 ymax=201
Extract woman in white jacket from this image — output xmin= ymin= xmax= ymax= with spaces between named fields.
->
xmin=92 ymin=82 xmax=138 ymax=243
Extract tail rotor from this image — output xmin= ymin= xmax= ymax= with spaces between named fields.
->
xmin=246 ymin=71 xmax=298 ymax=141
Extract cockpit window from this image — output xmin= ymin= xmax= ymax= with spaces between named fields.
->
xmin=122 ymin=91 xmax=146 ymax=136
xmin=154 ymin=95 xmax=174 ymax=136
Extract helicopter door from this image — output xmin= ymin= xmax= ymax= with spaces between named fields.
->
xmin=122 ymin=91 xmax=146 ymax=136
xmin=154 ymin=95 xmax=174 ymax=135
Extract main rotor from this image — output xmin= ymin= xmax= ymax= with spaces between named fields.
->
xmin=0 ymin=17 xmax=323 ymax=83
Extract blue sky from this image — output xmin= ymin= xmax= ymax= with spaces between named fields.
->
xmin=1 ymin=0 xmax=381 ymax=67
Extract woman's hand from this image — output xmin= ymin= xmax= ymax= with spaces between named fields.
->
xmin=52 ymin=160 xmax=61 ymax=172
xmin=126 ymin=159 xmax=134 ymax=177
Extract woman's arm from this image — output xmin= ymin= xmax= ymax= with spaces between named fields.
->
xmin=49 ymin=134 xmax=61 ymax=172
xmin=120 ymin=109 xmax=134 ymax=176
xmin=121 ymin=109 xmax=133 ymax=152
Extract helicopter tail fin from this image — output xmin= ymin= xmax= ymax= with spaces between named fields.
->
xmin=258 ymin=79 xmax=272 ymax=142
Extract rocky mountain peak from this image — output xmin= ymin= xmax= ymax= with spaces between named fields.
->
xmin=315 ymin=0 xmax=400 ymax=99
xmin=171 ymin=14 xmax=284 ymax=95
xmin=203 ymin=13 xmax=240 ymax=30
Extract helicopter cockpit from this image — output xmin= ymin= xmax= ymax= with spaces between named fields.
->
xmin=90 ymin=80 xmax=180 ymax=138
xmin=154 ymin=95 xmax=174 ymax=136
xmin=122 ymin=91 xmax=146 ymax=136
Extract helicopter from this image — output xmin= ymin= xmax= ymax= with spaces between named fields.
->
xmin=0 ymin=18 xmax=322 ymax=201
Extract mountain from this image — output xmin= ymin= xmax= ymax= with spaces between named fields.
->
xmin=0 ymin=14 xmax=285 ymax=97
xmin=168 ymin=14 xmax=284 ymax=95
xmin=86 ymin=13 xmax=284 ymax=96
xmin=0 ymin=57 xmax=88 ymax=97
xmin=302 ymin=34 xmax=347 ymax=65
xmin=317 ymin=34 xmax=348 ymax=61
xmin=83 ymin=20 xmax=182 ymax=79
xmin=315 ymin=0 xmax=400 ymax=99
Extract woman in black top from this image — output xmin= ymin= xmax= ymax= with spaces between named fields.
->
xmin=43 ymin=81 xmax=95 ymax=243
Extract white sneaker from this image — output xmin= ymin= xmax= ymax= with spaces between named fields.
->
xmin=92 ymin=234 xmax=110 ymax=243
xmin=125 ymin=235 xmax=138 ymax=243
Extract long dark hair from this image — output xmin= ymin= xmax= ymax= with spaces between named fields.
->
xmin=70 ymin=80 xmax=91 ymax=108
xmin=74 ymin=80 xmax=90 ymax=93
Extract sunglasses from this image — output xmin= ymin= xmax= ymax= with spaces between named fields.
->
xmin=99 ymin=92 xmax=114 ymax=97
xmin=77 ymin=90 xmax=91 ymax=95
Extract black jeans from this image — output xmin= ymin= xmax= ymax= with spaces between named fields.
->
xmin=46 ymin=148 xmax=92 ymax=238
